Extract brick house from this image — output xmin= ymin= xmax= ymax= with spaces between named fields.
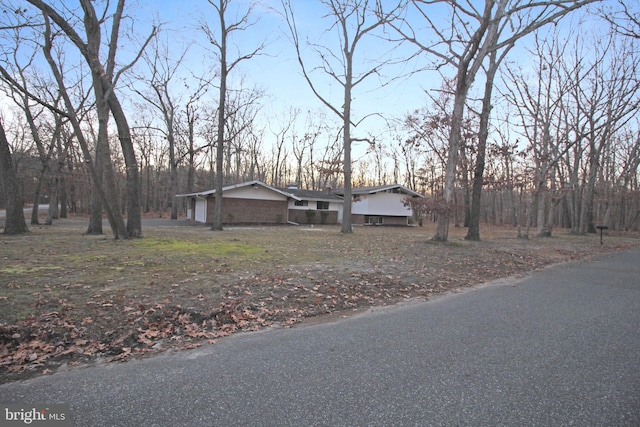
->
xmin=178 ymin=181 xmax=343 ymax=226
xmin=178 ymin=181 xmax=295 ymax=225
xmin=178 ymin=181 xmax=423 ymax=226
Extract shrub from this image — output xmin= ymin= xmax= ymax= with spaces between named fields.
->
xmin=305 ymin=209 xmax=316 ymax=224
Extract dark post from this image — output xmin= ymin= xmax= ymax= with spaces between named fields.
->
xmin=596 ymin=225 xmax=609 ymax=245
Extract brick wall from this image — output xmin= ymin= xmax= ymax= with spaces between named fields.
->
xmin=381 ymin=216 xmax=409 ymax=226
xmin=352 ymin=214 xmax=408 ymax=226
xmin=289 ymin=209 xmax=338 ymax=225
xmin=351 ymin=214 xmax=365 ymax=225
xmin=206 ymin=197 xmax=288 ymax=224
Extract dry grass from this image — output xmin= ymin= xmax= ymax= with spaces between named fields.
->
xmin=1 ymin=218 xmax=639 ymax=382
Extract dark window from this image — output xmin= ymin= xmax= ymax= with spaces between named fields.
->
xmin=295 ymin=200 xmax=308 ymax=207
xmin=365 ymin=216 xmax=383 ymax=225
xmin=317 ymin=201 xmax=329 ymax=210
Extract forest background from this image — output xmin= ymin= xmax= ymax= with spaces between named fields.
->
xmin=1 ymin=0 xmax=639 ymax=239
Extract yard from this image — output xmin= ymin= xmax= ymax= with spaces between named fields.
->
xmin=1 ymin=219 xmax=639 ymax=382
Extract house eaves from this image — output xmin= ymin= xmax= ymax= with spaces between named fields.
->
xmin=278 ymin=187 xmax=344 ymax=202
xmin=176 ymin=180 xmax=301 ymax=201
xmin=333 ymin=184 xmax=424 ymax=198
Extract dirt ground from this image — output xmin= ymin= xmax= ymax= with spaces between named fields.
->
xmin=1 ymin=218 xmax=638 ymax=383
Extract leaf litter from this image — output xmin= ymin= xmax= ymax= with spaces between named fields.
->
xmin=1 ymin=221 xmax=638 ymax=383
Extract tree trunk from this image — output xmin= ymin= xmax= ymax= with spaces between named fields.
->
xmin=466 ymin=51 xmax=498 ymax=241
xmin=86 ymin=140 xmax=104 ymax=234
xmin=45 ymin=177 xmax=59 ymax=225
xmin=90 ymin=37 xmax=128 ymax=238
xmin=341 ymin=60 xmax=353 ymax=234
xmin=30 ymin=170 xmax=45 ymax=225
xmin=169 ymin=157 xmax=178 ymax=220
xmin=535 ymin=180 xmax=554 ymax=237
xmin=0 ymin=122 xmax=28 ymax=235
xmin=434 ymin=81 xmax=466 ymax=241
xmin=106 ymin=86 xmax=142 ymax=237
xmin=212 ymin=55 xmax=226 ymax=231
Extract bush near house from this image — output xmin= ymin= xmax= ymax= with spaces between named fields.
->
xmin=305 ymin=209 xmax=316 ymax=224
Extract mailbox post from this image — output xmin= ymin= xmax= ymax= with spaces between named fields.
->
xmin=596 ymin=225 xmax=609 ymax=245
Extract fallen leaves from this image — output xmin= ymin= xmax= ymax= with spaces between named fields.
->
xmin=0 ymin=296 xmax=307 ymax=376
xmin=2 ymin=224 xmax=639 ymax=382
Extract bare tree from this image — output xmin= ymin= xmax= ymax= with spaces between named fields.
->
xmin=0 ymin=6 xmax=127 ymax=237
xmin=502 ymin=32 xmax=575 ymax=237
xmin=200 ymin=0 xmax=265 ymax=231
xmin=603 ymin=1 xmax=640 ymax=39
xmin=282 ymin=0 xmax=406 ymax=233
xmin=132 ymin=35 xmax=190 ymax=220
xmin=0 ymin=119 xmax=28 ymax=234
xmin=505 ymin=27 xmax=640 ymax=236
xmin=40 ymin=14 xmax=129 ymax=237
xmin=465 ymin=42 xmax=515 ymax=240
xmin=0 ymin=7 xmax=66 ymax=226
xmin=182 ymin=78 xmax=212 ymax=193
xmin=392 ymin=0 xmax=597 ymax=241
xmin=571 ymin=37 xmax=640 ymax=233
xmin=8 ymin=66 xmax=62 ymax=226
xmin=269 ymin=114 xmax=293 ymax=187
xmin=223 ymin=84 xmax=263 ymax=183
xmin=26 ymin=0 xmax=156 ymax=238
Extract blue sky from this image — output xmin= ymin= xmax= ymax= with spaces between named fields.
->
xmin=134 ymin=0 xmax=435 ymax=142
xmin=1 ymin=0 xmax=626 ymax=167
xmin=132 ymin=1 xmax=615 ymax=133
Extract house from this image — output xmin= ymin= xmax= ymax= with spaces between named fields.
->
xmin=177 ymin=181 xmax=423 ymax=226
xmin=334 ymin=184 xmax=424 ymax=226
xmin=178 ymin=181 xmax=296 ymax=225
xmin=279 ymin=186 xmax=343 ymax=225
xmin=177 ymin=181 xmax=343 ymax=225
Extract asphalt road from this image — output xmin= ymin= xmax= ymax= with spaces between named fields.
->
xmin=1 ymin=249 xmax=639 ymax=426
xmin=0 ymin=209 xmax=193 ymax=228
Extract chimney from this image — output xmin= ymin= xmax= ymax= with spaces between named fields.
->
xmin=325 ymin=186 xmax=332 ymax=193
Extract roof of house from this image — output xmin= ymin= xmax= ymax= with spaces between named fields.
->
xmin=333 ymin=184 xmax=424 ymax=198
xmin=177 ymin=181 xmax=423 ymax=201
xmin=176 ymin=180 xmax=301 ymax=201
xmin=277 ymin=187 xmax=344 ymax=202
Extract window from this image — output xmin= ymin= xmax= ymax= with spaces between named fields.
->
xmin=365 ymin=216 xmax=383 ymax=225
xmin=295 ymin=200 xmax=308 ymax=207
xmin=317 ymin=201 xmax=329 ymax=210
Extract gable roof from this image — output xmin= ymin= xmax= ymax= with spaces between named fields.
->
xmin=176 ymin=180 xmax=301 ymax=201
xmin=333 ymin=184 xmax=424 ymax=198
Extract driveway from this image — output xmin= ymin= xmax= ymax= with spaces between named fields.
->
xmin=1 ymin=249 xmax=639 ymax=426
xmin=0 ymin=208 xmax=193 ymax=228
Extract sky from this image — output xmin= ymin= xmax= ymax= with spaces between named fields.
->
xmin=0 ymin=0 xmax=431 ymax=165
xmin=128 ymin=0 xmax=618 ymax=146
xmin=1 ymin=0 xmax=630 ymax=169
xmin=133 ymin=0 xmax=437 ymax=146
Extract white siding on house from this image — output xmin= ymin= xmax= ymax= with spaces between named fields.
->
xmin=352 ymin=195 xmax=369 ymax=215
xmin=225 ymin=186 xmax=287 ymax=201
xmin=288 ymin=200 xmax=341 ymax=212
xmin=352 ymin=192 xmax=411 ymax=216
